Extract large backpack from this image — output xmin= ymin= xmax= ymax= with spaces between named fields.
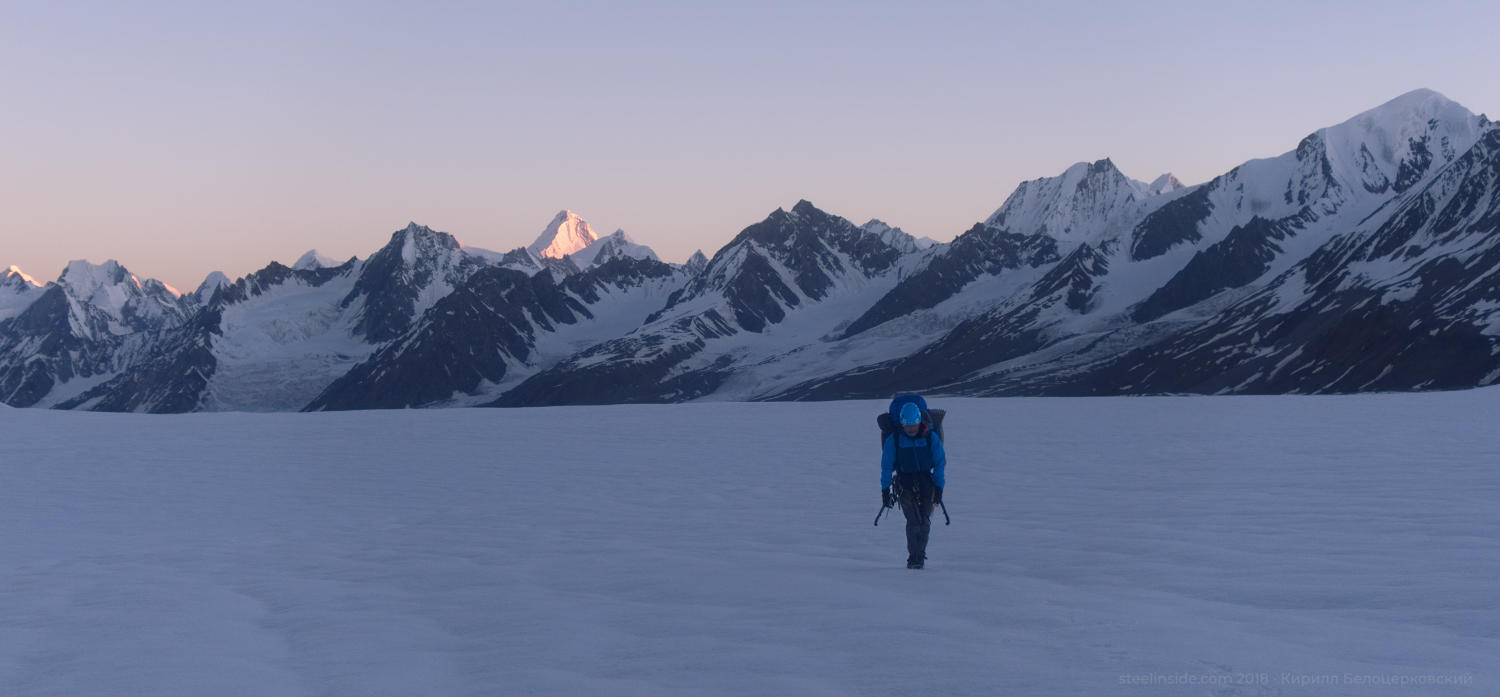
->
xmin=876 ymin=393 xmax=946 ymax=445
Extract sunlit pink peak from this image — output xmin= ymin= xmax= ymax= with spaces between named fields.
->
xmin=4 ymin=265 xmax=41 ymax=288
xmin=1149 ymin=173 xmax=1184 ymax=195
xmin=529 ymin=210 xmax=600 ymax=260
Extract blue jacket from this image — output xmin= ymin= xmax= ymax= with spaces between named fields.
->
xmin=881 ymin=427 xmax=946 ymax=490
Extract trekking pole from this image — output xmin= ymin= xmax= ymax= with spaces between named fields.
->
xmin=938 ymin=501 xmax=951 ymax=526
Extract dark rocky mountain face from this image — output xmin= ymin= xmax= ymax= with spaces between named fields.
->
xmin=0 ymin=261 xmax=191 ymax=408
xmin=308 ymin=257 xmax=681 ymax=410
xmin=343 ymin=224 xmax=481 ymax=342
xmin=842 ymin=224 xmax=1059 ymax=338
xmin=493 ymin=201 xmax=914 ymax=406
xmin=309 ymin=267 xmax=587 ymax=410
xmin=657 ymin=200 xmax=904 ymax=327
xmin=54 ymin=261 xmax=361 ymax=413
xmin=1129 ymin=183 xmax=1215 ymax=261
xmin=0 ymin=286 xmax=99 ymax=406
xmin=1032 ymin=241 xmax=1111 ymax=313
xmin=54 ymin=309 xmax=223 ymax=412
xmin=1132 ymin=215 xmax=1303 ymax=322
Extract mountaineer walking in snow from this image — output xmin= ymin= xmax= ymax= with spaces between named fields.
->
xmin=879 ymin=395 xmax=946 ymax=569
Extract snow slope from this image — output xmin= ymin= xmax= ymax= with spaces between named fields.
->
xmin=1 ymin=392 xmax=1494 ymax=696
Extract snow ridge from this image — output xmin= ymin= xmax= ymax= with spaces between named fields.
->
xmin=570 ymin=229 xmax=659 ymax=268
xmin=985 ymin=158 xmax=1160 ymax=244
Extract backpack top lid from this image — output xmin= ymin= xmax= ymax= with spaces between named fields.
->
xmin=888 ymin=394 xmax=929 ymax=422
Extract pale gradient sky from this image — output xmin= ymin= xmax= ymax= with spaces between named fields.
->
xmin=3 ymin=0 xmax=1498 ymax=291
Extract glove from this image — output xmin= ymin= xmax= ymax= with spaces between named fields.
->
xmin=933 ymin=487 xmax=943 ymax=505
xmin=881 ymin=488 xmax=894 ymax=508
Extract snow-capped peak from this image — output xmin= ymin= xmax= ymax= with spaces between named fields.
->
xmin=60 ymin=259 xmax=132 ymax=296
xmin=54 ymin=259 xmax=187 ymax=337
xmin=194 ymin=271 xmax=231 ymax=303
xmin=860 ymin=219 xmax=936 ymax=253
xmin=142 ymin=278 xmax=182 ymax=299
xmin=4 ymin=265 xmax=41 ymax=288
xmin=1 ymin=265 xmax=46 ymax=322
xmin=1148 ymin=173 xmax=1184 ymax=195
xmin=529 ymin=210 xmax=600 ymax=260
xmin=570 ymin=228 xmax=659 ymax=267
xmin=383 ymin=222 xmax=462 ymax=267
xmin=1314 ymin=88 xmax=1485 ymax=195
xmin=859 ymin=219 xmax=898 ymax=237
xmin=985 ymin=158 xmax=1154 ymax=243
xmin=293 ymin=249 xmax=340 ymax=271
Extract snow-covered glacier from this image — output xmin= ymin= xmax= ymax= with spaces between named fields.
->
xmin=2 ymin=392 xmax=1494 ymax=696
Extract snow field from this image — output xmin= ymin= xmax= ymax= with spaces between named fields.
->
xmin=1 ymin=391 xmax=1496 ymax=696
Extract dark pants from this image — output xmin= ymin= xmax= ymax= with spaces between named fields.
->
xmin=893 ymin=473 xmax=935 ymax=562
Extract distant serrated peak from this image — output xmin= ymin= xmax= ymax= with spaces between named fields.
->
xmin=790 ymin=199 xmax=819 ymax=216
xmin=378 ymin=222 xmax=461 ymax=266
xmin=4 ymin=264 xmax=41 ymax=288
xmin=1149 ymin=173 xmax=1184 ymax=195
xmin=860 ymin=219 xmax=933 ymax=253
xmin=60 ymin=259 xmax=130 ymax=293
xmin=571 ymin=227 xmax=659 ymax=267
xmin=293 ymin=249 xmax=340 ymax=270
xmin=985 ymin=158 xmax=1153 ymax=242
xmin=195 ymin=271 xmax=231 ymax=302
xmin=142 ymin=278 xmax=182 ymax=298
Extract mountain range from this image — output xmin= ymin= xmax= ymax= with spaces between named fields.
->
xmin=3 ymin=88 xmax=1497 ymax=412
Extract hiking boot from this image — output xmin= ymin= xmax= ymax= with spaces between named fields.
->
xmin=906 ymin=559 xmax=924 ymax=569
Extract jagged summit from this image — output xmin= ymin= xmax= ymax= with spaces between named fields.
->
xmin=985 ymin=158 xmax=1154 ymax=243
xmin=4 ymin=265 xmax=41 ymax=288
xmin=60 ymin=259 xmax=132 ymax=294
xmin=529 ymin=210 xmax=600 ymax=260
xmin=1148 ymin=173 xmax=1184 ymax=195
xmin=1 ymin=265 xmax=46 ymax=322
xmin=194 ymin=271 xmax=231 ymax=303
xmin=860 ymin=219 xmax=935 ymax=253
xmin=293 ymin=250 xmax=340 ymax=271
xmin=380 ymin=222 xmax=461 ymax=265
